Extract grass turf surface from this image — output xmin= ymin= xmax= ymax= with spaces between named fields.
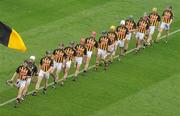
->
xmin=0 ymin=0 xmax=180 ymax=115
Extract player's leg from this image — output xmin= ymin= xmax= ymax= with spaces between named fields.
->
xmin=61 ymin=61 xmax=71 ymax=86
xmin=156 ymin=22 xmax=164 ymax=42
xmin=53 ymin=63 xmax=62 ymax=87
xmin=164 ymin=24 xmax=170 ymax=43
xmin=73 ymin=58 xmax=82 ymax=81
xmin=124 ymin=33 xmax=131 ymax=53
xmin=22 ymin=78 xmax=31 ymax=97
xmin=84 ymin=51 xmax=92 ymax=72
xmin=42 ymin=74 xmax=49 ymax=94
xmin=118 ymin=40 xmax=125 ymax=61
xmin=32 ymin=70 xmax=44 ymax=96
xmin=15 ymin=80 xmax=26 ymax=107
xmin=95 ymin=49 xmax=101 ymax=71
xmin=102 ymin=51 xmax=108 ymax=70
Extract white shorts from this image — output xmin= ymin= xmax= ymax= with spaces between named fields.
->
xmin=149 ymin=26 xmax=156 ymax=35
xmin=38 ymin=70 xmax=50 ymax=79
xmin=97 ymin=49 xmax=107 ymax=59
xmin=75 ymin=57 xmax=83 ymax=65
xmin=117 ymin=40 xmax=125 ymax=48
xmin=26 ymin=78 xmax=31 ymax=85
xmin=53 ymin=61 xmax=63 ymax=71
xmin=136 ymin=32 xmax=145 ymax=40
xmin=160 ymin=22 xmax=170 ymax=31
xmin=16 ymin=79 xmax=27 ymax=88
xmin=65 ymin=61 xmax=72 ymax=68
xmin=108 ymin=44 xmax=115 ymax=53
xmin=126 ymin=33 xmax=132 ymax=40
xmin=86 ymin=51 xmax=93 ymax=58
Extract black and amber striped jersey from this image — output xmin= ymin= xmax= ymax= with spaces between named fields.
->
xmin=137 ymin=19 xmax=149 ymax=33
xmin=162 ymin=9 xmax=173 ymax=24
xmin=116 ymin=25 xmax=129 ymax=40
xmin=125 ymin=19 xmax=136 ymax=32
xmin=85 ymin=37 xmax=98 ymax=51
xmin=149 ymin=12 xmax=161 ymax=26
xmin=40 ymin=56 xmax=53 ymax=72
xmin=75 ymin=44 xmax=87 ymax=57
xmin=98 ymin=36 xmax=110 ymax=51
xmin=53 ymin=48 xmax=66 ymax=63
xmin=107 ymin=31 xmax=117 ymax=44
xmin=16 ymin=66 xmax=31 ymax=80
xmin=64 ymin=47 xmax=76 ymax=61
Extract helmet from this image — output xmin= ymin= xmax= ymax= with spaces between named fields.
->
xmin=45 ymin=51 xmax=52 ymax=56
xmin=29 ymin=56 xmax=35 ymax=61
xmin=120 ymin=20 xmax=125 ymax=25
xmin=101 ymin=30 xmax=107 ymax=36
xmin=110 ymin=25 xmax=116 ymax=31
xmin=152 ymin=7 xmax=157 ymax=12
xmin=91 ymin=31 xmax=96 ymax=37
xmin=127 ymin=15 xmax=133 ymax=20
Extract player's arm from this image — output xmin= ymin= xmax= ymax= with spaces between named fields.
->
xmin=47 ymin=59 xmax=54 ymax=73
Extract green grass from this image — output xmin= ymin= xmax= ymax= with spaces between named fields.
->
xmin=0 ymin=0 xmax=180 ymax=116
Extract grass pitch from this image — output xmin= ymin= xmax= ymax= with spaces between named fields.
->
xmin=0 ymin=0 xmax=180 ymax=116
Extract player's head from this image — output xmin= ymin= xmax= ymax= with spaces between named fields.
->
xmin=152 ymin=7 xmax=157 ymax=13
xmin=58 ymin=43 xmax=65 ymax=49
xmin=167 ymin=5 xmax=172 ymax=10
xmin=80 ymin=37 xmax=85 ymax=45
xmin=120 ymin=20 xmax=125 ymax=26
xmin=45 ymin=51 xmax=52 ymax=57
xmin=110 ymin=25 xmax=116 ymax=32
xmin=127 ymin=15 xmax=134 ymax=20
xmin=29 ymin=56 xmax=35 ymax=62
xmin=69 ymin=41 xmax=75 ymax=47
xmin=144 ymin=12 xmax=148 ymax=17
xmin=101 ymin=30 xmax=107 ymax=36
xmin=23 ymin=60 xmax=28 ymax=67
xmin=143 ymin=12 xmax=149 ymax=20
xmin=91 ymin=31 xmax=96 ymax=38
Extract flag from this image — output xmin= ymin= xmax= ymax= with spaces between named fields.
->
xmin=0 ymin=21 xmax=27 ymax=52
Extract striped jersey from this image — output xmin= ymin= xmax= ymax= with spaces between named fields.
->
xmin=137 ymin=19 xmax=149 ymax=33
xmin=125 ymin=19 xmax=136 ymax=32
xmin=149 ymin=12 xmax=161 ymax=26
xmin=162 ymin=9 xmax=173 ymax=24
xmin=116 ymin=25 xmax=129 ymax=40
xmin=53 ymin=48 xmax=66 ymax=63
xmin=107 ymin=31 xmax=117 ymax=44
xmin=16 ymin=66 xmax=31 ymax=80
xmin=98 ymin=36 xmax=110 ymax=51
xmin=64 ymin=47 xmax=76 ymax=61
xmin=85 ymin=37 xmax=98 ymax=51
xmin=75 ymin=44 xmax=87 ymax=57
xmin=40 ymin=56 xmax=53 ymax=72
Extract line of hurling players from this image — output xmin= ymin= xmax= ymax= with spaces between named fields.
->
xmin=6 ymin=6 xmax=174 ymax=107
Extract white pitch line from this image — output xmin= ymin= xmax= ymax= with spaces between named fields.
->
xmin=0 ymin=29 xmax=180 ymax=107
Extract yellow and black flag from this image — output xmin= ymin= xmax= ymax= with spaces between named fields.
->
xmin=0 ymin=21 xmax=27 ymax=52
